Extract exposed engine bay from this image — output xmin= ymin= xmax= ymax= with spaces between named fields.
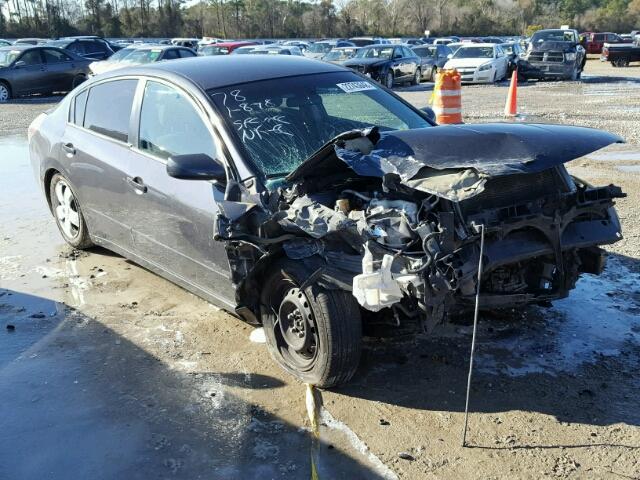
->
xmin=215 ymin=123 xmax=625 ymax=333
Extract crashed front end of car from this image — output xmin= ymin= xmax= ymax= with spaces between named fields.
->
xmin=218 ymin=123 xmax=624 ymax=333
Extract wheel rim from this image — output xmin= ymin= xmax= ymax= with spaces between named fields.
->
xmin=273 ymin=287 xmax=319 ymax=370
xmin=415 ymin=69 xmax=420 ymax=83
xmin=54 ymin=180 xmax=81 ymax=239
xmin=0 ymin=85 xmax=8 ymax=102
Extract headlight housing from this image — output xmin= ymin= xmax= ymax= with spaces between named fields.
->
xmin=565 ymin=52 xmax=577 ymax=61
xmin=478 ymin=63 xmax=492 ymax=72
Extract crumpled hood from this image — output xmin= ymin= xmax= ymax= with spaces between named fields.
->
xmin=287 ymin=123 xmax=623 ymax=201
xmin=531 ymin=41 xmax=575 ymax=53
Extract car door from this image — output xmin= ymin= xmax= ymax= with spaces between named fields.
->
xmin=127 ymin=79 xmax=235 ymax=304
xmin=41 ymin=48 xmax=75 ymax=91
xmin=61 ymin=78 xmax=139 ymax=249
xmin=495 ymin=46 xmax=508 ymax=78
xmin=11 ymin=49 xmax=47 ymax=94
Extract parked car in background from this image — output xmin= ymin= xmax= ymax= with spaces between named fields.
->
xmin=89 ymin=45 xmax=143 ymax=75
xmin=47 ymin=37 xmax=115 ymax=60
xmin=444 ymin=43 xmax=509 ymax=83
xmin=500 ymin=41 xmax=526 ymax=77
xmin=602 ymin=35 xmax=640 ymax=67
xmin=482 ymin=37 xmax=504 ymax=44
xmin=305 ymin=40 xmax=355 ymax=59
xmin=283 ymin=40 xmax=309 ymax=51
xmin=171 ymin=38 xmax=199 ymax=50
xmin=412 ymin=44 xmax=452 ymax=81
xmin=343 ymin=44 xmax=421 ymax=88
xmin=433 ymin=37 xmax=455 ymax=45
xmin=249 ymin=45 xmax=303 ymax=55
xmin=14 ymin=38 xmax=49 ymax=45
xmin=0 ymin=45 xmax=90 ymax=101
xmin=231 ymin=45 xmax=258 ymax=55
xmin=0 ymin=39 xmax=12 ymax=47
xmin=199 ymin=41 xmax=258 ymax=56
xmin=583 ymin=32 xmax=630 ymax=54
xmin=349 ymin=37 xmax=390 ymax=46
xmin=524 ymin=28 xmax=586 ymax=80
xmin=321 ymin=46 xmax=359 ymax=65
xmin=116 ymin=45 xmax=197 ymax=67
xmin=447 ymin=42 xmax=464 ymax=54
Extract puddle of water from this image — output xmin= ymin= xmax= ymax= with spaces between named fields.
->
xmin=478 ymin=256 xmax=640 ymax=376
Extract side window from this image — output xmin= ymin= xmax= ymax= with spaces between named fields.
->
xmin=81 ymin=41 xmax=103 ymax=55
xmin=179 ymin=49 xmax=196 ymax=58
xmin=83 ymin=79 xmax=137 ymax=142
xmin=67 ymin=42 xmax=84 ymax=55
xmin=402 ymin=47 xmax=414 ymax=57
xmin=72 ymin=90 xmax=88 ymax=125
xmin=162 ymin=49 xmax=179 ymax=60
xmin=18 ymin=50 xmax=43 ymax=65
xmin=594 ymin=34 xmax=604 ymax=42
xmin=138 ymin=81 xmax=216 ymax=161
xmin=42 ymin=49 xmax=71 ymax=63
xmin=393 ymin=47 xmax=402 ymax=58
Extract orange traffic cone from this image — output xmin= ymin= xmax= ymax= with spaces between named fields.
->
xmin=504 ymin=69 xmax=518 ymax=117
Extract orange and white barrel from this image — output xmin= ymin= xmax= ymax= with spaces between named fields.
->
xmin=430 ymin=69 xmax=462 ymax=124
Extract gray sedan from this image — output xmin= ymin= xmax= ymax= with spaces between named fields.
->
xmin=0 ymin=45 xmax=90 ymax=101
xmin=412 ymin=44 xmax=452 ymax=81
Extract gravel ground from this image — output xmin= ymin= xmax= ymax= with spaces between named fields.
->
xmin=1 ymin=59 xmax=639 ymax=479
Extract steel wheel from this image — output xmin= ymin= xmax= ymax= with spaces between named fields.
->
xmin=275 ymin=287 xmax=319 ymax=370
xmin=53 ymin=179 xmax=81 ymax=239
xmin=0 ymin=83 xmax=10 ymax=102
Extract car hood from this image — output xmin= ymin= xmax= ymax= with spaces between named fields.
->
xmin=343 ymin=58 xmax=388 ymax=68
xmin=286 ymin=123 xmax=623 ymax=201
xmin=444 ymin=58 xmax=491 ymax=69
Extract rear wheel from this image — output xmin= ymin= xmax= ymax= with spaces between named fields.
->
xmin=49 ymin=173 xmax=93 ymax=249
xmin=0 ymin=82 xmax=11 ymax=102
xmin=261 ymin=261 xmax=362 ymax=388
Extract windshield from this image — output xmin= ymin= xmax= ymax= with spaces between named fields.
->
xmin=0 ymin=50 xmax=20 ymax=66
xmin=413 ymin=46 xmax=436 ymax=58
xmin=355 ymin=46 xmax=394 ymax=59
xmin=324 ymin=49 xmax=355 ymax=61
xmin=531 ymin=30 xmax=576 ymax=43
xmin=308 ymin=43 xmax=332 ymax=54
xmin=122 ymin=49 xmax=163 ymax=64
xmin=208 ymin=72 xmax=430 ymax=179
xmin=109 ymin=47 xmax=136 ymax=61
xmin=202 ymin=45 xmax=229 ymax=55
xmin=452 ymin=46 xmax=494 ymax=59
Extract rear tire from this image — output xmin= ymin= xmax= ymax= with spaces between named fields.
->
xmin=0 ymin=81 xmax=11 ymax=102
xmin=49 ymin=173 xmax=93 ymax=249
xmin=261 ymin=260 xmax=362 ymax=388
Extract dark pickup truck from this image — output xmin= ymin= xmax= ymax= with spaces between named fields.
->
xmin=602 ymin=36 xmax=640 ymax=67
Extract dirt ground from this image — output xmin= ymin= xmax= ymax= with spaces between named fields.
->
xmin=1 ymin=59 xmax=639 ymax=479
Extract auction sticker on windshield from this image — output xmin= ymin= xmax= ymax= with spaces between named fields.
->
xmin=336 ymin=81 xmax=377 ymax=93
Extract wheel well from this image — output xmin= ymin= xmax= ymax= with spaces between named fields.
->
xmin=0 ymin=79 xmax=11 ymax=93
xmin=43 ymin=168 xmax=60 ymax=212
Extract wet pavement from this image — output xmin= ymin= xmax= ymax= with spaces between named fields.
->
xmin=2 ymin=69 xmax=640 ymax=480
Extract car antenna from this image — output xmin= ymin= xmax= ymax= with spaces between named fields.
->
xmin=462 ymin=222 xmax=485 ymax=447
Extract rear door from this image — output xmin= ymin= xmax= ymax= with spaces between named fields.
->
xmin=41 ymin=48 xmax=76 ymax=91
xmin=62 ymin=78 xmax=139 ymax=249
xmin=12 ymin=49 xmax=47 ymax=94
xmin=127 ymin=79 xmax=235 ymax=304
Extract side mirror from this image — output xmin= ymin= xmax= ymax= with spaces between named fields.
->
xmin=167 ymin=153 xmax=226 ymax=184
xmin=13 ymin=60 xmax=26 ymax=68
xmin=420 ymin=106 xmax=437 ymax=123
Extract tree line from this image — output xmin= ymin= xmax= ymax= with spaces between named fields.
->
xmin=1 ymin=0 xmax=639 ymax=40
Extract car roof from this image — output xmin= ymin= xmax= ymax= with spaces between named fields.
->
xmin=100 ymin=55 xmax=346 ymax=90
xmin=206 ymin=41 xmax=255 ymax=48
xmin=0 ymin=45 xmax=32 ymax=51
xmin=458 ymin=43 xmax=496 ymax=48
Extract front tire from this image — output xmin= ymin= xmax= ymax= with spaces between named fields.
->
xmin=412 ymin=68 xmax=421 ymax=85
xmin=430 ymin=66 xmax=438 ymax=81
xmin=49 ymin=173 xmax=93 ymax=249
xmin=261 ymin=260 xmax=362 ymax=388
xmin=385 ymin=71 xmax=394 ymax=89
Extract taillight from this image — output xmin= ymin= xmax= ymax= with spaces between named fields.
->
xmin=28 ymin=112 xmax=46 ymax=142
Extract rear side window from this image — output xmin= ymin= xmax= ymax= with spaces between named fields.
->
xmin=83 ymin=79 xmax=137 ymax=142
xmin=179 ymin=49 xmax=196 ymax=58
xmin=163 ymin=49 xmax=179 ymax=60
xmin=18 ymin=50 xmax=43 ymax=65
xmin=72 ymin=90 xmax=88 ymax=125
xmin=42 ymin=48 xmax=71 ymax=63
xmin=138 ymin=81 xmax=215 ymax=160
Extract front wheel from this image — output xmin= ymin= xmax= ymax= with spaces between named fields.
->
xmin=412 ymin=68 xmax=421 ymax=85
xmin=0 ymin=82 xmax=11 ymax=102
xmin=261 ymin=261 xmax=362 ymax=388
xmin=430 ymin=66 xmax=438 ymax=81
xmin=385 ymin=71 xmax=394 ymax=89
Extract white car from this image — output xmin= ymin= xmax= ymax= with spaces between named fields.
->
xmin=443 ymin=43 xmax=509 ymax=83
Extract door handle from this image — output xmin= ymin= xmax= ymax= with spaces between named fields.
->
xmin=62 ymin=142 xmax=76 ymax=155
xmin=126 ymin=176 xmax=148 ymax=194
